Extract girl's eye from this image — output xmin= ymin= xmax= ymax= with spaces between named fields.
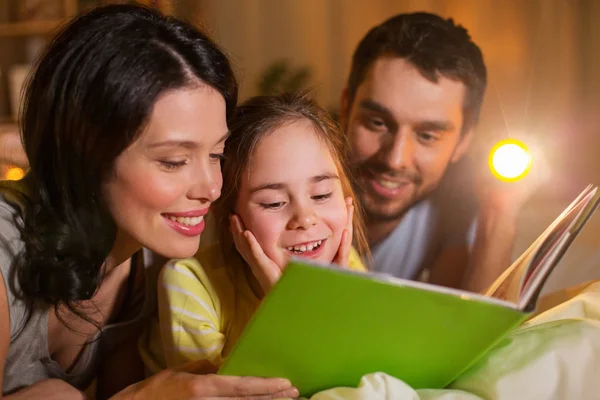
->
xmin=312 ymin=192 xmax=333 ymax=202
xmin=259 ymin=202 xmax=285 ymax=210
xmin=159 ymin=160 xmax=187 ymax=170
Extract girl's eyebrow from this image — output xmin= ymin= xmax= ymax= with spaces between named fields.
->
xmin=311 ymin=173 xmax=339 ymax=183
xmin=250 ymin=173 xmax=339 ymax=194
xmin=250 ymin=182 xmax=285 ymax=194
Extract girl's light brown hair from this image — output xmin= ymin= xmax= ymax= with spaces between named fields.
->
xmin=213 ymin=92 xmax=370 ymax=265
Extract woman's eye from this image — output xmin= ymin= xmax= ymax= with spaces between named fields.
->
xmin=259 ymin=202 xmax=285 ymax=210
xmin=210 ymin=153 xmax=226 ymax=163
xmin=312 ymin=192 xmax=333 ymax=202
xmin=159 ymin=160 xmax=187 ymax=170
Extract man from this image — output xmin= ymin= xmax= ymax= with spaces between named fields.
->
xmin=340 ymin=12 xmax=533 ymax=292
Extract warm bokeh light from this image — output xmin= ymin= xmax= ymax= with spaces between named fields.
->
xmin=5 ymin=167 xmax=24 ymax=181
xmin=489 ymin=139 xmax=532 ymax=182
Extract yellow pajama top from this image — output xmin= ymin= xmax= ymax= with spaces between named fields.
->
xmin=140 ymin=245 xmax=366 ymax=372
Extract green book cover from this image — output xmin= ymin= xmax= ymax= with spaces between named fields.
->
xmin=218 ymin=185 xmax=600 ymax=397
xmin=219 ymin=263 xmax=527 ymax=396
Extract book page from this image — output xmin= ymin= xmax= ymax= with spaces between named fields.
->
xmin=485 ymin=185 xmax=597 ymax=305
xmin=484 ymin=243 xmax=536 ymax=302
xmin=518 ymin=233 xmax=571 ymax=310
xmin=519 ymin=209 xmax=575 ymax=291
xmin=518 ymin=189 xmax=600 ymax=311
xmin=485 ymin=203 xmax=581 ymax=302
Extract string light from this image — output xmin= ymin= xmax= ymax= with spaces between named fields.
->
xmin=5 ymin=167 xmax=24 ymax=181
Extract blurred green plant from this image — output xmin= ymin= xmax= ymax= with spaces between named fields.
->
xmin=256 ymin=60 xmax=341 ymax=122
xmin=257 ymin=60 xmax=313 ymax=96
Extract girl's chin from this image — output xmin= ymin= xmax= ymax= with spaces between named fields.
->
xmin=282 ymin=251 xmax=336 ymax=267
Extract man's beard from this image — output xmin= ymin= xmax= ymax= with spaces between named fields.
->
xmin=350 ymin=159 xmax=424 ymax=223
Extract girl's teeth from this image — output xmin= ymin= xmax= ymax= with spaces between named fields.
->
xmin=286 ymin=240 xmax=322 ymax=253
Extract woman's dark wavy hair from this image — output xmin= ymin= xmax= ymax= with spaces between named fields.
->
xmin=13 ymin=3 xmax=237 ymax=322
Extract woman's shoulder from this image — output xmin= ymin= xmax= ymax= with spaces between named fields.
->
xmin=0 ymin=180 xmax=30 ymax=282
xmin=0 ymin=181 xmax=35 ymax=341
xmin=0 ymin=181 xmax=26 ymax=224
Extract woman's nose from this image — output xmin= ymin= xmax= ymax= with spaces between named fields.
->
xmin=189 ymin=163 xmax=222 ymax=203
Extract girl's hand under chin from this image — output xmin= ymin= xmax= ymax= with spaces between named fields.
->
xmin=231 ymin=197 xmax=353 ymax=296
xmin=230 ymin=214 xmax=283 ymax=296
xmin=332 ymin=197 xmax=354 ymax=268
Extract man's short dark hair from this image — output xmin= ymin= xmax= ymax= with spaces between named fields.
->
xmin=347 ymin=12 xmax=487 ymax=134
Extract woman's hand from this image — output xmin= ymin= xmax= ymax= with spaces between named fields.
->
xmin=112 ymin=360 xmax=298 ymax=400
xmin=332 ymin=197 xmax=354 ymax=268
xmin=230 ymin=215 xmax=282 ymax=296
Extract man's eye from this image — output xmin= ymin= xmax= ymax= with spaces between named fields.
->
xmin=417 ymin=132 xmax=438 ymax=143
xmin=366 ymin=117 xmax=386 ymax=130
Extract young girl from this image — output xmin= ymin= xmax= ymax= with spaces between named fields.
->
xmin=145 ymin=93 xmax=370 ymax=371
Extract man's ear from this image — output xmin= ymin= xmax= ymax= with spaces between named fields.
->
xmin=339 ymin=88 xmax=349 ymax=132
xmin=451 ymin=129 xmax=473 ymax=163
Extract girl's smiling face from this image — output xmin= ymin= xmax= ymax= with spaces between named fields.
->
xmin=235 ymin=120 xmax=348 ymax=269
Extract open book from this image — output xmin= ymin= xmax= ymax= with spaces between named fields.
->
xmin=485 ymin=184 xmax=600 ymax=310
xmin=218 ymin=185 xmax=600 ymax=396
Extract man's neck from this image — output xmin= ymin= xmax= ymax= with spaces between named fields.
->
xmin=366 ymin=217 xmax=405 ymax=248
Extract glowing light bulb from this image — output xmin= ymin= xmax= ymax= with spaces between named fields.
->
xmin=5 ymin=167 xmax=24 ymax=181
xmin=489 ymin=139 xmax=532 ymax=182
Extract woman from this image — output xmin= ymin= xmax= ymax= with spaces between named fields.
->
xmin=0 ymin=4 xmax=296 ymax=399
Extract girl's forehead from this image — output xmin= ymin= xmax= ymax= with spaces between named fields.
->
xmin=244 ymin=122 xmax=339 ymax=184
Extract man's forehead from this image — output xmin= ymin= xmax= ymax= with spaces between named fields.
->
xmin=356 ymin=56 xmax=466 ymax=126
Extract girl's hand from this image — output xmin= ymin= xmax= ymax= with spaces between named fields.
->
xmin=332 ymin=197 xmax=354 ymax=267
xmin=230 ymin=214 xmax=282 ymax=296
